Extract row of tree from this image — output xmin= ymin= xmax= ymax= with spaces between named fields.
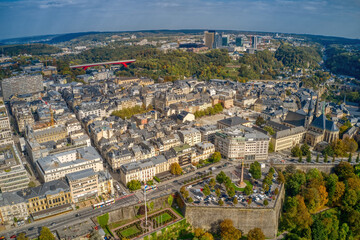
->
xmin=194 ymin=104 xmax=223 ymax=119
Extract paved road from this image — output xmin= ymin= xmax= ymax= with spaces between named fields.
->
xmin=1 ymin=194 xmax=139 ymax=239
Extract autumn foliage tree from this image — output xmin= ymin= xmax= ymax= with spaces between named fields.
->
xmin=170 ymin=162 xmax=182 ymax=175
xmin=247 ymin=228 xmax=265 ymax=240
xmin=220 ymin=219 xmax=242 ymax=240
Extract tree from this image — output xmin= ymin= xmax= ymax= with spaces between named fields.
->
xmin=170 ymin=162 xmax=182 ymax=175
xmin=282 ymin=195 xmax=313 ymax=231
xmin=324 ymin=153 xmax=328 ymax=163
xmin=233 ymin=197 xmax=238 ymax=205
xmin=298 ymin=154 xmax=302 ymax=163
xmin=167 ymin=195 xmax=173 ymax=207
xmin=306 ymin=152 xmax=311 ymax=163
xmin=348 ymin=152 xmax=352 ymax=162
xmin=264 ymin=126 xmax=275 ymax=135
xmin=248 ymin=198 xmax=252 ymax=206
xmin=28 ymin=181 xmax=36 ymax=188
xmin=301 ymin=143 xmax=310 ymax=156
xmin=277 ymin=172 xmax=285 ymax=184
xmin=187 ymin=197 xmax=193 ymax=203
xmin=203 ymin=184 xmax=211 ymax=196
xmin=275 ymin=188 xmax=279 ymax=195
xmin=249 ymin=161 xmax=262 ymax=179
xmin=220 ymin=219 xmax=242 ymax=240
xmin=127 ymin=180 xmax=141 ymax=191
xmin=216 ymin=171 xmax=227 ymax=185
xmin=269 ymin=141 xmax=274 ymax=153
xmin=210 ymin=152 xmax=221 ymax=163
xmin=247 ymin=228 xmax=265 ymax=240
xmin=316 ymin=154 xmax=319 ymax=163
xmin=227 ymin=186 xmax=235 ymax=198
xmin=335 ymin=162 xmax=355 ymax=180
xmin=183 ymin=190 xmax=189 ymax=199
xmin=39 ymin=227 xmax=55 ymax=240
xmin=209 ymin=178 xmax=216 ymax=189
xmin=16 ymin=233 xmax=28 ymax=240
xmin=244 ymin=185 xmax=253 ymax=195
xmin=200 ymin=232 xmax=214 ymax=240
xmin=255 ymin=116 xmax=265 ymax=126
xmin=215 ymin=188 xmax=221 ymax=197
xmin=194 ymin=228 xmax=205 ymax=238
xmin=263 ymin=199 xmax=269 ymax=206
xmin=285 ymin=171 xmax=306 ymax=197
xmin=342 ymin=189 xmax=357 ymax=208
xmin=218 ymin=199 xmax=224 ymax=206
xmin=291 ymin=145 xmax=302 ymax=157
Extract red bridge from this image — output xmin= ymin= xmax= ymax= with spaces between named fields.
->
xmin=70 ymin=59 xmax=136 ymax=71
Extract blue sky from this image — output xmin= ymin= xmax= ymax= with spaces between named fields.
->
xmin=0 ymin=0 xmax=359 ymax=40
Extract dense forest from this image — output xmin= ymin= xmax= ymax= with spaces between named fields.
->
xmin=325 ymin=45 xmax=360 ymax=79
xmin=1 ymin=44 xmax=61 ymax=56
xmin=275 ymin=44 xmax=322 ymax=69
xmin=58 ymin=46 xmax=231 ymax=81
xmin=280 ymin=162 xmax=360 ymax=240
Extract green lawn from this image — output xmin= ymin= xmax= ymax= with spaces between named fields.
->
xmin=97 ymin=213 xmax=109 ymax=227
xmin=154 ymin=213 xmax=173 ymax=224
xmin=172 ymin=206 xmax=184 ymax=218
xmin=109 ymin=219 xmax=129 ymax=229
xmin=232 ymin=180 xmax=253 ymax=191
xmin=120 ymin=225 xmax=141 ymax=238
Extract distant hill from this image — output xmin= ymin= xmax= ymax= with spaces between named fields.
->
xmin=1 ymin=29 xmax=359 ymax=46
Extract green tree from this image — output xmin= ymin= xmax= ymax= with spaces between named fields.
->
xmin=215 ymin=188 xmax=221 ymax=197
xmin=127 ymin=180 xmax=141 ymax=191
xmin=249 ymin=161 xmax=262 ymax=179
xmin=167 ymin=195 xmax=173 ymax=207
xmin=264 ymin=126 xmax=275 ymax=135
xmin=291 ymin=145 xmax=302 ymax=157
xmin=28 ymin=181 xmax=36 ymax=188
xmin=210 ymin=152 xmax=221 ymax=163
xmin=203 ymin=184 xmax=211 ymax=196
xmin=209 ymin=178 xmax=216 ymax=189
xmin=244 ymin=185 xmax=253 ymax=195
xmin=263 ymin=199 xmax=269 ymax=206
xmin=39 ymin=227 xmax=55 ymax=240
xmin=316 ymin=154 xmax=319 ymax=163
xmin=255 ymin=116 xmax=265 ymax=126
xmin=227 ymin=186 xmax=235 ymax=198
xmin=301 ymin=143 xmax=310 ymax=156
xmin=218 ymin=199 xmax=224 ymax=206
xmin=306 ymin=152 xmax=311 ymax=163
xmin=170 ymin=162 xmax=182 ymax=175
xmin=216 ymin=171 xmax=227 ymax=185
xmin=268 ymin=141 xmax=275 ymax=153
xmin=187 ymin=197 xmax=193 ymax=203
xmin=277 ymin=172 xmax=285 ymax=184
xmin=233 ymin=197 xmax=238 ymax=205
xmin=299 ymin=154 xmax=302 ymax=163
xmin=324 ymin=153 xmax=328 ymax=163
xmin=247 ymin=228 xmax=265 ymax=240
xmin=16 ymin=233 xmax=28 ymax=240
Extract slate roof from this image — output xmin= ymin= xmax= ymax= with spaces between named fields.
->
xmin=218 ymin=116 xmax=249 ymax=127
xmin=284 ymin=111 xmax=306 ymax=127
xmin=310 ymin=114 xmax=339 ymax=132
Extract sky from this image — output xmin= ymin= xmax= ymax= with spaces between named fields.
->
xmin=0 ymin=0 xmax=359 ymax=40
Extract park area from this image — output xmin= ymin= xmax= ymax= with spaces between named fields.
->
xmin=111 ymin=208 xmax=181 ymax=240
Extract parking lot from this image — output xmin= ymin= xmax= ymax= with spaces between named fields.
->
xmin=185 ymin=164 xmax=281 ymax=208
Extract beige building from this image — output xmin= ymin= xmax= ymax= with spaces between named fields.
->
xmin=66 ymin=169 xmax=99 ymax=203
xmin=178 ymin=128 xmax=201 ymax=146
xmin=215 ymin=126 xmax=269 ymax=162
xmin=36 ymin=146 xmax=104 ymax=182
xmin=0 ymin=192 xmax=29 ymax=224
xmin=305 ymin=114 xmax=339 ymax=146
xmin=270 ymin=126 xmax=306 ymax=152
xmin=120 ymin=155 xmax=168 ymax=185
xmin=0 ymin=105 xmax=13 ymax=146
xmin=192 ymin=142 xmax=215 ymax=163
xmin=31 ymin=126 xmax=67 ymax=144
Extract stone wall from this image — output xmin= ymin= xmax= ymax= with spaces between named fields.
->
xmin=183 ymin=184 xmax=285 ymax=239
xmin=272 ymin=163 xmax=337 ymax=174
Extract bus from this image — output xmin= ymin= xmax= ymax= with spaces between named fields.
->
xmin=93 ymin=202 xmax=105 ymax=209
xmin=145 ymin=185 xmax=157 ymax=192
xmin=105 ymin=198 xmax=115 ymax=206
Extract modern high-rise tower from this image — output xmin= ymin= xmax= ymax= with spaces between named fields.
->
xmin=204 ymin=31 xmax=215 ymax=49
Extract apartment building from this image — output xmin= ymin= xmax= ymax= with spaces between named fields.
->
xmin=178 ymin=128 xmax=201 ymax=146
xmin=215 ymin=126 xmax=269 ymax=162
xmin=0 ymin=192 xmax=29 ymax=224
xmin=1 ymin=74 xmax=43 ymax=101
xmin=271 ymin=126 xmax=306 ymax=152
xmin=198 ymin=125 xmax=221 ymax=144
xmin=31 ymin=126 xmax=67 ymax=144
xmin=36 ymin=146 xmax=104 ymax=182
xmin=0 ymin=144 xmax=30 ymax=192
xmin=0 ymin=105 xmax=13 ymax=146
xmin=192 ymin=142 xmax=215 ymax=163
xmin=66 ymin=169 xmax=99 ymax=203
xmin=120 ymin=155 xmax=168 ymax=184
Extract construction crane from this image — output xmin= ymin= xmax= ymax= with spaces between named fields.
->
xmin=39 ymin=97 xmax=55 ymax=127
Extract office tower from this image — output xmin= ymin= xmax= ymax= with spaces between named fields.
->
xmin=251 ymin=36 xmax=258 ymax=49
xmin=214 ymin=32 xmax=222 ymax=49
xmin=1 ymin=74 xmax=43 ymax=101
xmin=204 ymin=31 xmax=215 ymax=49
xmin=235 ymin=37 xmax=243 ymax=47
xmin=222 ymin=35 xmax=229 ymax=46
